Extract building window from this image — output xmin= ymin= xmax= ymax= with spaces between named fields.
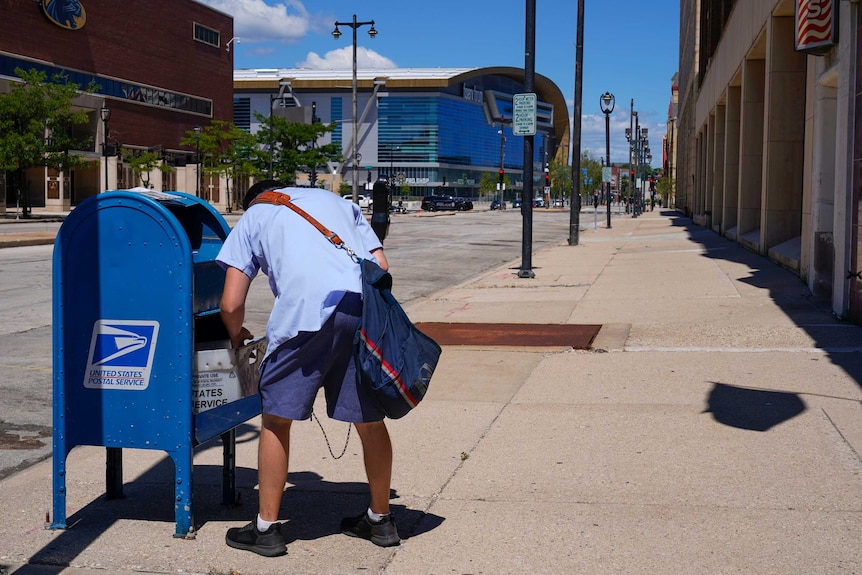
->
xmin=331 ymin=97 xmax=343 ymax=149
xmin=379 ymin=96 xmax=438 ymax=163
xmin=234 ymin=98 xmax=250 ymax=131
xmin=194 ymin=23 xmax=220 ymax=48
xmin=0 ymin=55 xmax=212 ymax=116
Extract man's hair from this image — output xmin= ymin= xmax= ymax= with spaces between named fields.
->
xmin=243 ymin=180 xmax=286 ymax=210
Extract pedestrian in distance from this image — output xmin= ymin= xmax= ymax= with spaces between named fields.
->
xmin=217 ymin=180 xmax=400 ymax=557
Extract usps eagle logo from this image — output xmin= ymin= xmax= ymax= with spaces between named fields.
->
xmin=42 ymin=0 xmax=86 ymax=30
xmin=84 ymin=320 xmax=159 ymax=390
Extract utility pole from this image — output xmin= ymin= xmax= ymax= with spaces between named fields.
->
xmin=568 ymin=0 xmax=585 ymax=246
xmin=519 ymin=0 xmax=536 ymax=278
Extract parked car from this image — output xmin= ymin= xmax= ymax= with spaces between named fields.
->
xmin=341 ymin=193 xmax=373 ymax=211
xmin=421 ymin=195 xmax=473 ymax=212
xmin=490 ymin=199 xmax=502 ymax=210
xmin=512 ymin=198 xmax=522 ymax=209
xmin=356 ymin=195 xmax=373 ymax=211
xmin=533 ymin=197 xmax=545 ymax=208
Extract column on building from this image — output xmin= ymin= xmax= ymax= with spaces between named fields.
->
xmin=761 ymin=15 xmax=806 ymax=267
xmin=695 ymin=131 xmax=704 ymax=219
xmin=723 ymin=83 xmax=742 ymax=240
xmin=712 ymin=103 xmax=726 ymax=233
xmin=738 ymin=56 xmax=766 ymax=251
xmin=704 ymin=112 xmax=714 ymax=228
xmin=805 ymin=66 xmax=837 ymax=299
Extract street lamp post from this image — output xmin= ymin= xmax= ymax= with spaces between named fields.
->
xmin=193 ymin=125 xmax=202 ymax=198
xmin=333 ymin=14 xmax=377 ymax=206
xmin=100 ymin=105 xmax=111 ymax=193
xmin=600 ymin=92 xmax=614 ymax=229
xmin=268 ymin=80 xmax=291 ymax=180
xmin=388 ymin=144 xmax=400 ymax=184
xmin=641 ymin=131 xmax=652 ymax=212
xmin=309 ymin=101 xmax=319 ymax=187
xmin=626 ymin=108 xmax=648 ymax=218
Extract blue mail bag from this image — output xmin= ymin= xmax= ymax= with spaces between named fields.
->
xmin=355 ymin=258 xmax=442 ymax=419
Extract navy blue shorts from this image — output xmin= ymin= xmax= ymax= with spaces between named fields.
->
xmin=257 ymin=292 xmax=385 ymax=423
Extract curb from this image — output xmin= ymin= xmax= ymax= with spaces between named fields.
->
xmin=0 ymin=234 xmax=56 ymax=248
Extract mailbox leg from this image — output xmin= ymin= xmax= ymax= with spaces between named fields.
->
xmin=106 ymin=447 xmax=124 ymax=499
xmin=51 ymin=449 xmax=68 ymax=529
xmin=172 ymin=447 xmax=194 ymax=538
xmin=221 ymin=429 xmax=238 ymax=506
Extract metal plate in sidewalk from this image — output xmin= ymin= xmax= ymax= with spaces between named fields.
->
xmin=414 ymin=323 xmax=601 ymax=349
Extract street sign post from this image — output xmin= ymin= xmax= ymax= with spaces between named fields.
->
xmin=512 ymin=93 xmax=537 ymax=136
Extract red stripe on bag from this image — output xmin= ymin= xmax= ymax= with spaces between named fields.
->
xmin=359 ymin=328 xmax=419 ymax=408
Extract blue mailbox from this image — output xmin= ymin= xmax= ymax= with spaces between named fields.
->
xmin=51 ymin=190 xmax=260 ymax=538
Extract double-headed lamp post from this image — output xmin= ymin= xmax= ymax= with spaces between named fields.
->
xmin=599 ymin=92 xmax=614 ymax=229
xmin=333 ymin=14 xmax=377 ymax=205
xmin=100 ymin=105 xmax=111 ymax=192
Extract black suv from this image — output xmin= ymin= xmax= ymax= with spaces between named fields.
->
xmin=420 ymin=195 xmax=473 ymax=212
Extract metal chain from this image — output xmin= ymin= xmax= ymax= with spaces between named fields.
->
xmin=337 ymin=241 xmax=361 ymax=264
xmin=310 ymin=411 xmax=351 ymax=459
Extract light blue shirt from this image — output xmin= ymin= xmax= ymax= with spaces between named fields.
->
xmin=216 ymin=187 xmax=383 ymax=359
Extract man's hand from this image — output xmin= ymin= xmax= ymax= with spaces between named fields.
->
xmin=231 ymin=326 xmax=253 ymax=349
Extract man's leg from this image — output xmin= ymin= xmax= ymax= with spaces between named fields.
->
xmin=225 ymin=412 xmax=291 ymax=556
xmin=354 ymin=420 xmax=393 ymax=514
xmin=258 ymin=413 xmax=293 ymax=521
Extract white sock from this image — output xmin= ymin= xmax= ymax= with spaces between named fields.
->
xmin=257 ymin=514 xmax=275 ymax=531
xmin=367 ymin=508 xmax=389 ymax=523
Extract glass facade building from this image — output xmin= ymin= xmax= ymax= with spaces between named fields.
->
xmin=233 ymin=67 xmax=568 ymax=199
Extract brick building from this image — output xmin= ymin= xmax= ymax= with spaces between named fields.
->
xmin=0 ymin=0 xmax=234 ymax=211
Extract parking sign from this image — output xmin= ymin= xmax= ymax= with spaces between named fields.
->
xmin=512 ymin=93 xmax=537 ymax=136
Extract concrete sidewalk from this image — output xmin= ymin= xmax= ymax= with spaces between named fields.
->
xmin=3 ymin=209 xmax=862 ymax=574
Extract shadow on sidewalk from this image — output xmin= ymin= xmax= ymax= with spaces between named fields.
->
xmin=25 ymin=424 xmax=443 ymax=570
xmin=668 ymin=211 xmax=862 ymax=398
xmin=703 ymin=382 xmax=806 ymax=431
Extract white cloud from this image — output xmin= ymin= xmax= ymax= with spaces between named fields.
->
xmin=196 ymin=0 xmax=396 ymax=68
xmin=297 ymin=46 xmax=396 ymax=70
xmin=198 ymin=0 xmax=310 ymax=43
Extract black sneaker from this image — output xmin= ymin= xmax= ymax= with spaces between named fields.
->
xmin=341 ymin=512 xmax=401 ymax=547
xmin=225 ymin=521 xmax=287 ymax=557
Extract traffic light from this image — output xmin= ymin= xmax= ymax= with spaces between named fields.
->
xmin=499 ymin=169 xmax=504 ymax=184
xmin=544 ymin=173 xmax=550 ymax=187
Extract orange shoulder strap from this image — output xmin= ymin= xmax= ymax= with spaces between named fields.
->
xmin=250 ymin=190 xmax=344 ymax=248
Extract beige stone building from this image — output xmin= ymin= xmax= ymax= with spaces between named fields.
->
xmin=677 ymin=0 xmax=862 ymax=324
xmin=663 ymin=73 xmax=679 ymax=208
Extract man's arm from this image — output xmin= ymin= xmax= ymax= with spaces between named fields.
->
xmin=221 ymin=266 xmax=253 ymax=348
xmin=371 ymin=247 xmax=389 ymax=271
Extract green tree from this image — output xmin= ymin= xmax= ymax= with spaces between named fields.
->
xmin=181 ymin=120 xmax=258 ymax=210
xmin=580 ymin=152 xmax=603 ymax=199
xmin=480 ymin=171 xmax=510 ymax=198
xmin=251 ymin=112 xmax=341 ymax=184
xmin=0 ymin=68 xmax=94 ymax=216
xmin=126 ymin=150 xmax=171 ymax=189
xmin=656 ymin=173 xmax=674 ymax=202
xmin=549 ymin=158 xmax=571 ymax=203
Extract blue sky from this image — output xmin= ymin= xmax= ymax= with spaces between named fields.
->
xmin=201 ymin=0 xmax=680 ymax=165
